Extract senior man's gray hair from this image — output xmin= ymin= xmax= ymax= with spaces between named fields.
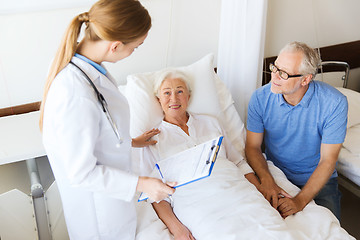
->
xmin=153 ymin=68 xmax=193 ymax=97
xmin=280 ymin=41 xmax=321 ymax=79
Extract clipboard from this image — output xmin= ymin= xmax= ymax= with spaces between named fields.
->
xmin=138 ymin=135 xmax=223 ymax=202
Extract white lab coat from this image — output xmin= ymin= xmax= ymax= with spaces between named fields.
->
xmin=43 ymin=57 xmax=139 ymax=240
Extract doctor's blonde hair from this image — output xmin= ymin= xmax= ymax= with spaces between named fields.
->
xmin=39 ymin=0 xmax=151 ymax=130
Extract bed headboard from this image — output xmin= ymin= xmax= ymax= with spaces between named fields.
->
xmin=262 ymin=40 xmax=360 ymax=86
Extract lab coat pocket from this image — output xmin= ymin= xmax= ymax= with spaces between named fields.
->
xmin=93 ymin=193 xmax=136 ymax=238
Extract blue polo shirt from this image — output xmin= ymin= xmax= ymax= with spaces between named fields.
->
xmin=247 ymin=81 xmax=348 ymax=186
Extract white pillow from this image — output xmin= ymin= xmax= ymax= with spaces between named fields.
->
xmin=336 ymin=87 xmax=360 ymax=128
xmin=124 ymin=54 xmax=233 ymax=138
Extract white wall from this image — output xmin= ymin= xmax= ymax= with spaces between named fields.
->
xmin=1 ymin=0 xmax=359 ymax=109
xmin=0 ymin=0 xmax=221 ymax=108
xmin=264 ymin=0 xmax=360 ymax=91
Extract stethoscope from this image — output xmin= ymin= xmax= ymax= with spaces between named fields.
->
xmin=69 ymin=61 xmax=123 ymax=146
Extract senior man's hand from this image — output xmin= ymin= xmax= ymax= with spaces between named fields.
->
xmin=132 ymin=128 xmax=160 ymax=147
xmin=258 ymin=178 xmax=292 ymax=209
xmin=277 ymin=196 xmax=306 ymax=218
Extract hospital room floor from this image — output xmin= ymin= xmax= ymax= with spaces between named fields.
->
xmin=340 ymin=185 xmax=360 ymax=239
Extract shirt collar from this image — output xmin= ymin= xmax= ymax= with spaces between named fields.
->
xmin=74 ymin=53 xmax=107 ymax=75
xmin=277 ymin=81 xmax=315 ymax=108
xmin=298 ymin=81 xmax=314 ymax=108
xmin=162 ymin=112 xmax=192 ymax=128
xmin=277 ymin=94 xmax=287 ymax=106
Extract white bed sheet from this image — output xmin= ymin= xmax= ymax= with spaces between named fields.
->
xmin=124 ymin=57 xmax=354 ymax=239
xmin=133 ymin=105 xmax=354 ymax=240
xmin=337 ymin=124 xmax=360 ymax=186
xmin=134 ymin=159 xmax=354 ymax=240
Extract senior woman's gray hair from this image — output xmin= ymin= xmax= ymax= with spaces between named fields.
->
xmin=280 ymin=41 xmax=321 ymax=79
xmin=153 ymin=69 xmax=193 ymax=97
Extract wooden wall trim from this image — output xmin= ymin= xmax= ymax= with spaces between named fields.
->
xmin=319 ymin=40 xmax=360 ymax=69
xmin=0 ymin=101 xmax=41 ymax=118
xmin=263 ymin=56 xmax=276 ymax=85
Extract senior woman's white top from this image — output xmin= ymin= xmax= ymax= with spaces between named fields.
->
xmin=139 ymin=113 xmax=253 ymax=176
xmin=42 ymin=56 xmax=138 ymax=240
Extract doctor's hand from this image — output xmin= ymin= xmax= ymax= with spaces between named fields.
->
xmin=132 ymin=128 xmax=160 ymax=148
xmin=137 ymin=177 xmax=176 ymax=202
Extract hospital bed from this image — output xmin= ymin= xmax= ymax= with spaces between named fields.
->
xmin=336 ymin=86 xmax=360 ymax=198
xmin=124 ymin=54 xmax=354 ymax=239
xmin=316 ymin=61 xmax=360 ymax=198
xmin=316 ymin=59 xmax=360 ymax=198
xmin=313 ymin=42 xmax=360 ymax=199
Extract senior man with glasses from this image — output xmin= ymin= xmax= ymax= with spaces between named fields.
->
xmin=245 ymin=41 xmax=348 ymax=220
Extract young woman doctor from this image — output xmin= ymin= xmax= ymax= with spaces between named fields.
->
xmin=40 ymin=0 xmax=175 ymax=239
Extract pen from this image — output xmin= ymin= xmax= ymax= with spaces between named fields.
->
xmin=155 ymin=164 xmax=174 ymax=207
xmin=156 ymin=164 xmax=165 ymax=180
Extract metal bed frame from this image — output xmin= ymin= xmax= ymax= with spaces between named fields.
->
xmin=318 ymin=61 xmax=350 ymax=88
xmin=319 ymin=61 xmax=360 ymax=199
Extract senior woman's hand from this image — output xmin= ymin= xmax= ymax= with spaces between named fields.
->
xmin=132 ymin=128 xmax=160 ymax=147
xmin=173 ymin=224 xmax=196 ymax=240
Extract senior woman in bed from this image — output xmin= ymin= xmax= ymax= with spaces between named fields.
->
xmin=138 ymin=70 xmax=317 ymax=240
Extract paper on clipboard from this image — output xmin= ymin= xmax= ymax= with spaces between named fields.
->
xmin=138 ymin=135 xmax=223 ymax=202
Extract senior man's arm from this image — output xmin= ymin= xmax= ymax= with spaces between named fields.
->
xmin=277 ymin=143 xmax=342 ymax=218
xmin=245 ymin=130 xmax=291 ymax=209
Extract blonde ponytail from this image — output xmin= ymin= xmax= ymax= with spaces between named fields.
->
xmin=39 ymin=15 xmax=86 ymax=130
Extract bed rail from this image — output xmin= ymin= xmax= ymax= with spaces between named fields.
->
xmin=318 ymin=61 xmax=350 ymax=88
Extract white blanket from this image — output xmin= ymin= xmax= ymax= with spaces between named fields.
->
xmin=135 ymin=159 xmax=354 ymax=240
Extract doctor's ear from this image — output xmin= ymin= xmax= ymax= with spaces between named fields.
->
xmin=110 ymin=41 xmax=124 ymax=53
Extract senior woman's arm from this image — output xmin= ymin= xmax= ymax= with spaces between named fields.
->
xmin=152 ymin=201 xmax=195 ymax=240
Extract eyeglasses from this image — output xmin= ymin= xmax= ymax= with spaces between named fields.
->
xmin=269 ymin=63 xmax=303 ymax=80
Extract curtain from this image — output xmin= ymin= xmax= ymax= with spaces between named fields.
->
xmin=217 ymin=0 xmax=268 ymax=124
